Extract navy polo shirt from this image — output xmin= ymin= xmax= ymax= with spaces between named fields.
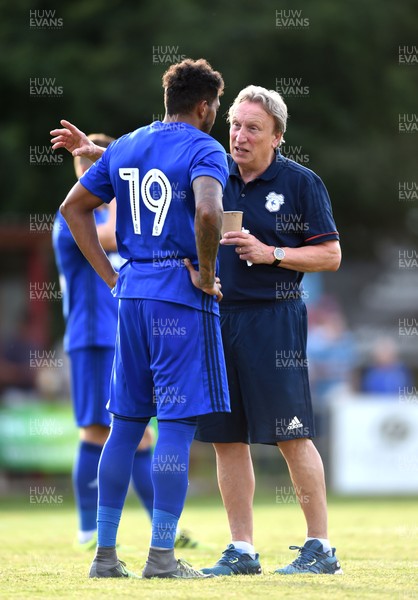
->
xmin=219 ymin=153 xmax=339 ymax=302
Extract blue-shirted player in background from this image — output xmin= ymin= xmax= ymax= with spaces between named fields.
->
xmin=55 ymin=58 xmax=230 ymax=579
xmin=53 ymin=135 xmax=154 ymax=550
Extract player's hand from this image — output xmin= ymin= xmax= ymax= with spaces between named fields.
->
xmin=183 ymin=259 xmax=223 ymax=302
xmin=50 ymin=119 xmax=100 ymax=159
xmin=220 ymin=230 xmax=273 ymax=265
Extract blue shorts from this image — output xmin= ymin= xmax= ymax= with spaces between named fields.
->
xmin=69 ymin=347 xmax=114 ymax=428
xmin=108 ymin=298 xmax=230 ymax=420
xmin=195 ymin=299 xmax=315 ymax=445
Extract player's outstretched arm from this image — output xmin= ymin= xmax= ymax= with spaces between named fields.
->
xmin=185 ymin=175 xmax=223 ymax=302
xmin=60 ymin=183 xmax=118 ymax=289
xmin=50 ymin=119 xmax=105 ymax=161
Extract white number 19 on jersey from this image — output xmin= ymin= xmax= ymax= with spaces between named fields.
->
xmin=119 ymin=167 xmax=172 ymax=236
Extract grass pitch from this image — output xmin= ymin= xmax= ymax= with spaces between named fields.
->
xmin=1 ymin=492 xmax=417 ymax=599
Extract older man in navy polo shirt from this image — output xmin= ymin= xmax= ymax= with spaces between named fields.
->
xmin=194 ymin=85 xmax=343 ymax=576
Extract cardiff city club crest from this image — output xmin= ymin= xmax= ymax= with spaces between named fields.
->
xmin=265 ymin=192 xmax=285 ymax=212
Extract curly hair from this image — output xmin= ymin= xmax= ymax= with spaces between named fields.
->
xmin=162 ymin=58 xmax=224 ymax=116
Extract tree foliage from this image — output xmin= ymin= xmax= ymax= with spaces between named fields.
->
xmin=2 ymin=0 xmax=417 ymax=256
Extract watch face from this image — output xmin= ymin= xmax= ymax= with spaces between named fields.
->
xmin=274 ymin=247 xmax=285 ymax=260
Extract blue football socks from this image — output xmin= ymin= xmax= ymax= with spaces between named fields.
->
xmin=150 ymin=419 xmax=196 ymax=549
xmin=131 ymin=447 xmax=154 ymax=519
xmin=97 ymin=416 xmax=148 ymax=547
xmin=73 ymin=441 xmax=102 ymax=534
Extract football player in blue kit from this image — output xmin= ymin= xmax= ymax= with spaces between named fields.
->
xmin=54 ymin=59 xmax=230 ymax=579
xmin=53 ymin=134 xmax=154 ymax=551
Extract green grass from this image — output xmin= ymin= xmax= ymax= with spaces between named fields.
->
xmin=1 ymin=494 xmax=417 ymax=599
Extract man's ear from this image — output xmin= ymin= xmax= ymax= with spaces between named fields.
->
xmin=196 ymin=99 xmax=208 ymax=119
xmin=273 ymin=132 xmax=283 ymax=149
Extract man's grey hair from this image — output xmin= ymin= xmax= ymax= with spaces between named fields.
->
xmin=227 ymin=85 xmax=288 ymax=144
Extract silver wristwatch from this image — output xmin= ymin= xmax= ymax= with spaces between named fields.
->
xmin=272 ymin=247 xmax=286 ymax=266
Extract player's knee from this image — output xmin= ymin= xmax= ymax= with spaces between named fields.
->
xmin=213 ymin=441 xmax=249 ymax=459
xmin=278 ymin=437 xmax=312 ymax=458
xmin=137 ymin=425 xmax=155 ymax=450
xmin=80 ymin=424 xmax=110 ymax=446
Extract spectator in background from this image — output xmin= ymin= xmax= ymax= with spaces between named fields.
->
xmin=306 ymin=301 xmax=357 ymax=466
xmin=361 ymin=336 xmax=413 ymax=396
xmin=307 ymin=301 xmax=357 ymax=403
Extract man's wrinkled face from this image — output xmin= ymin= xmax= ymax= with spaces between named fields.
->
xmin=230 ymin=100 xmax=282 ymax=173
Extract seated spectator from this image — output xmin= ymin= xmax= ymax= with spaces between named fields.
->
xmin=361 ymin=337 xmax=413 ymax=396
xmin=308 ymin=304 xmax=357 ymax=403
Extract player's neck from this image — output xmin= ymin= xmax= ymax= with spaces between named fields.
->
xmin=163 ymin=113 xmax=200 ymax=130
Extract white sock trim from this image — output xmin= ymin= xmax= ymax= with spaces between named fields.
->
xmin=231 ymin=540 xmax=256 ymax=558
xmin=78 ymin=529 xmax=97 ymax=544
xmin=305 ymin=537 xmax=332 ymax=555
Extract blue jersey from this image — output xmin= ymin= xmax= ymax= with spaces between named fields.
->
xmin=80 ymin=122 xmax=229 ymax=315
xmin=52 ymin=208 xmax=120 ymax=352
xmin=219 ymin=153 xmax=339 ymax=302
